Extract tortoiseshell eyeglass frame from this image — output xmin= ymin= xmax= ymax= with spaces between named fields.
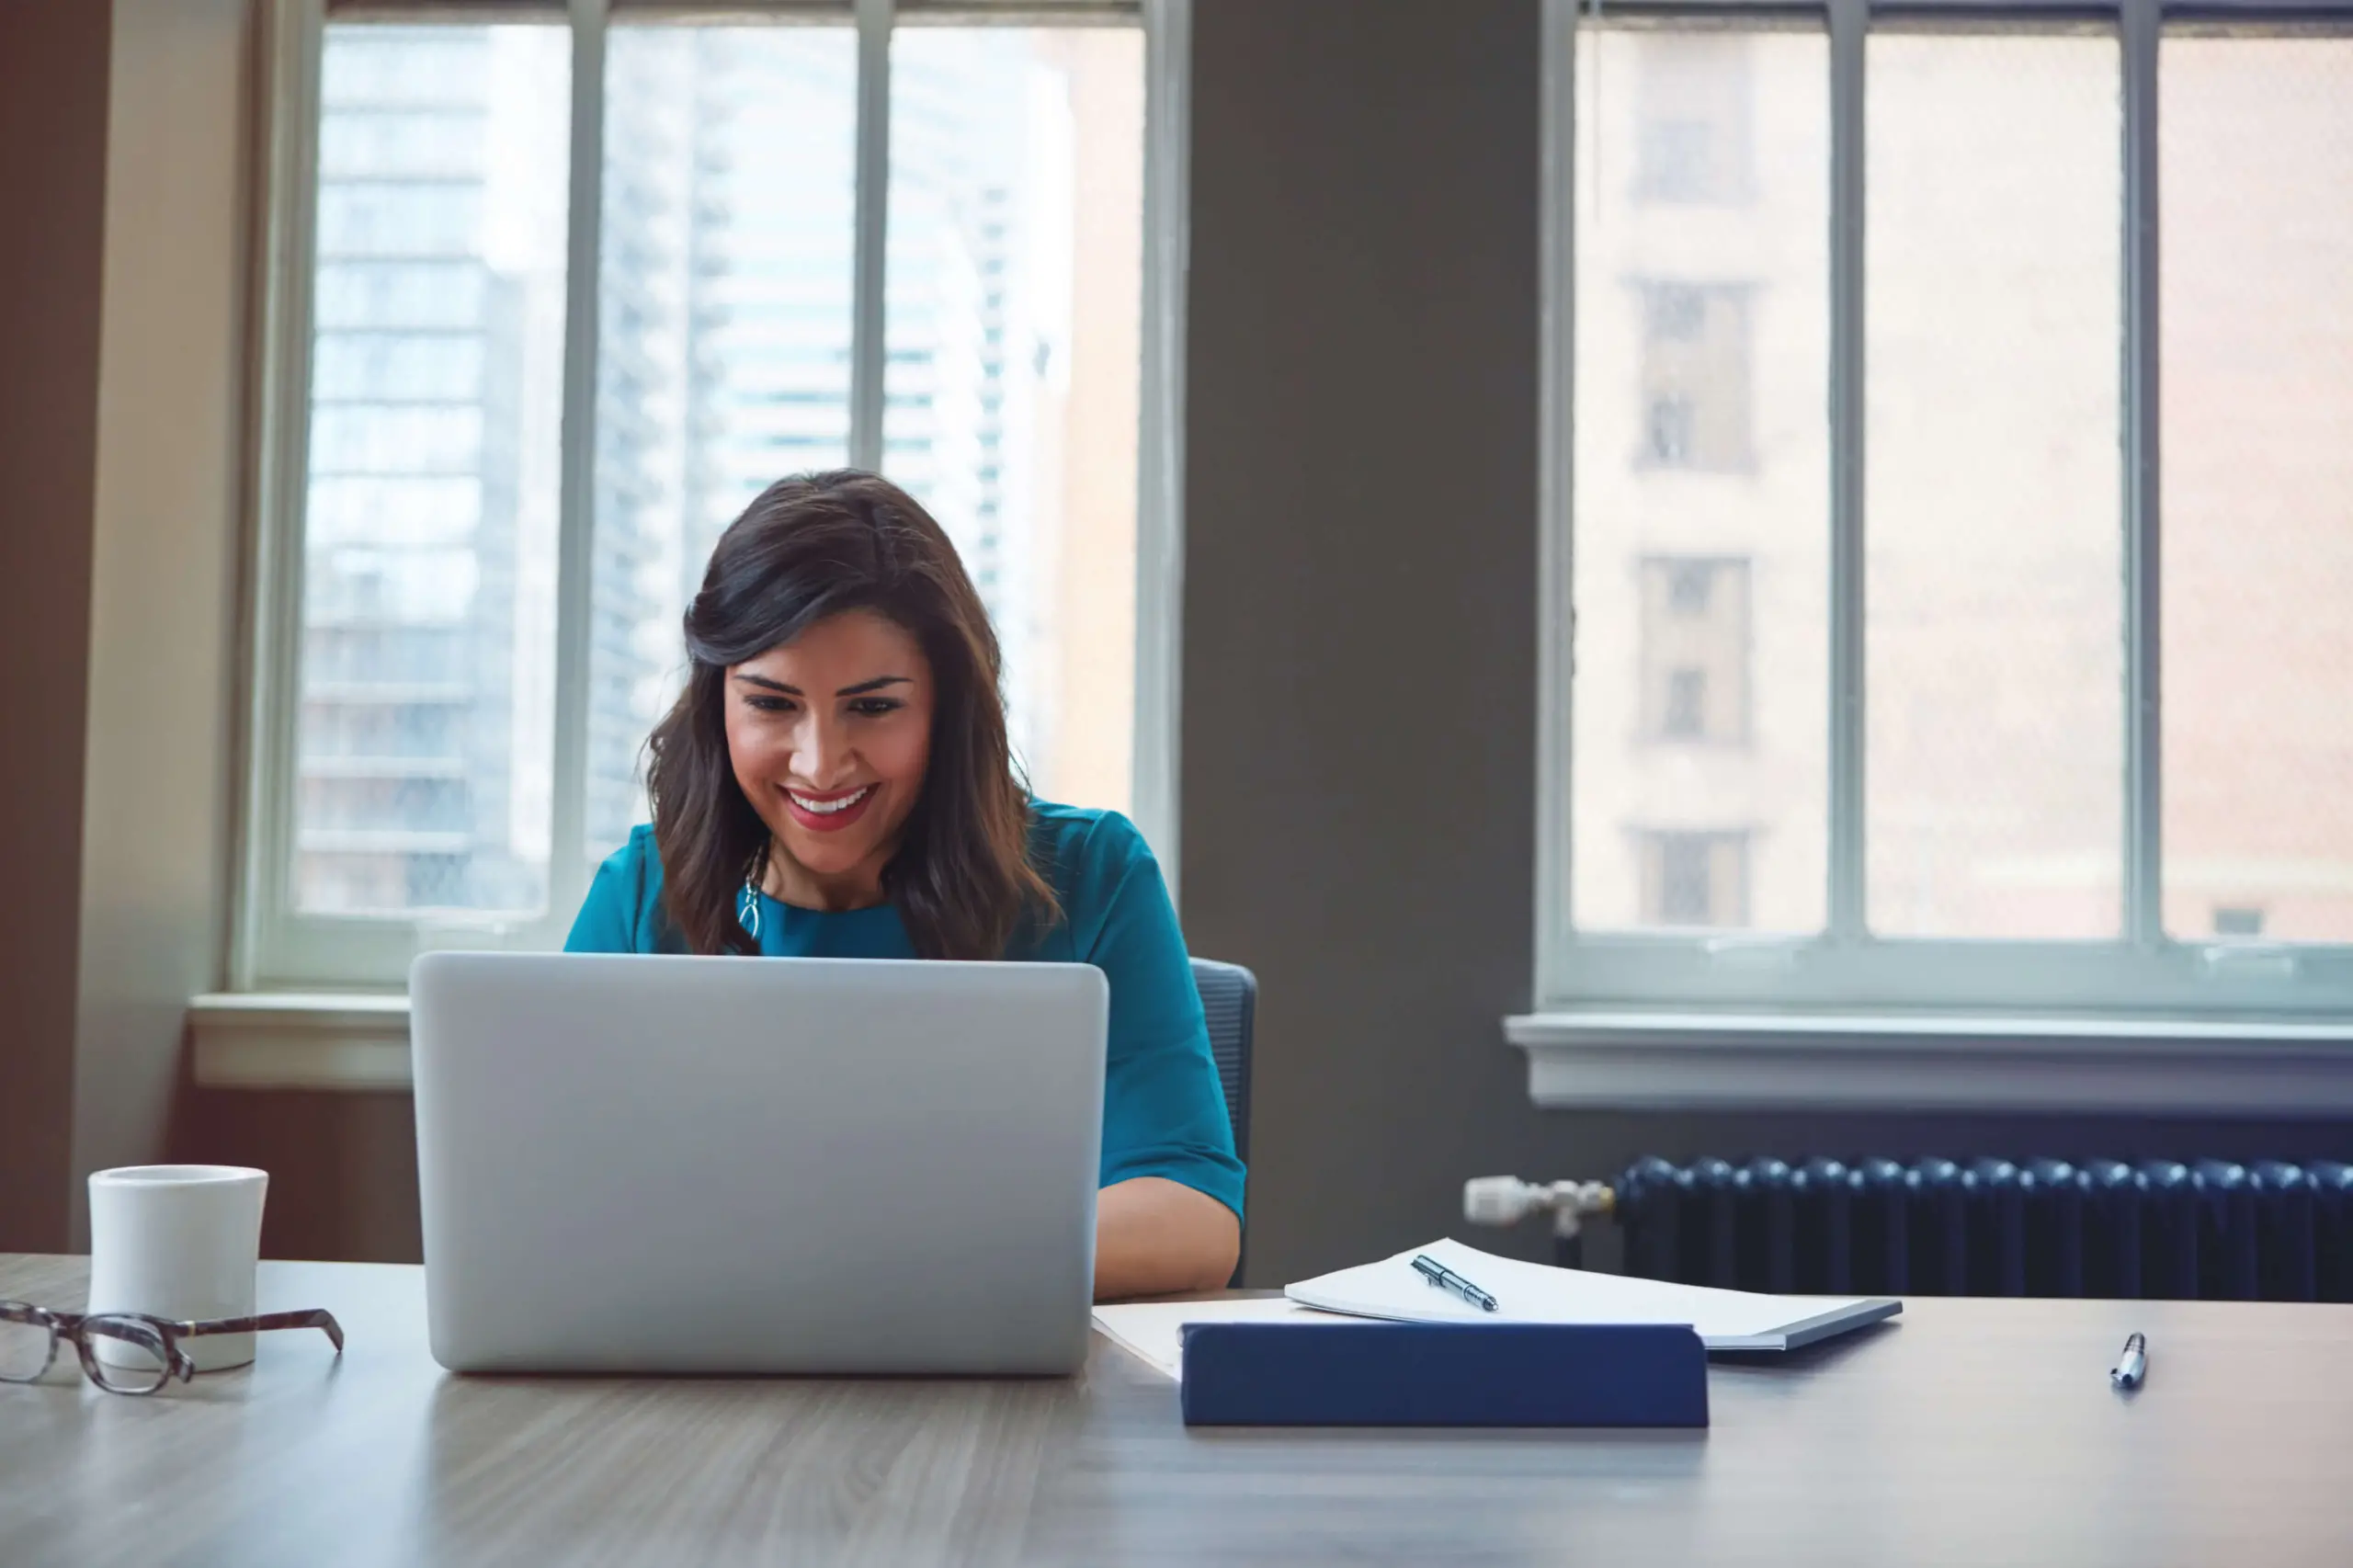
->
xmin=0 ymin=1301 xmax=345 ymax=1394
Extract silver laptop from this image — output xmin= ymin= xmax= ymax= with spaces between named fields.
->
xmin=409 ymin=951 xmax=1107 ymax=1375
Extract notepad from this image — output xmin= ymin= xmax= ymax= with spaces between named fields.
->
xmin=1092 ymin=1298 xmax=1367 ymax=1379
xmin=1284 ymin=1237 xmax=1900 ymax=1352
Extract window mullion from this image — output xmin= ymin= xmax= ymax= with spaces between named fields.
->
xmin=547 ymin=0 xmax=611 ymax=929
xmin=1534 ymin=0 xmax=1577 ymax=998
xmin=1827 ymin=0 xmax=1868 ymax=944
xmin=849 ymin=0 xmax=895 ymax=471
xmin=239 ymin=0 xmax=329 ymax=989
xmin=2122 ymin=0 xmax=2164 ymax=949
xmin=1132 ymin=0 xmax=1194 ymax=893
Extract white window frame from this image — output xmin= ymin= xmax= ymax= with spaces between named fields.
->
xmin=232 ymin=0 xmax=1191 ymax=992
xmin=1521 ymin=0 xmax=2353 ymax=1110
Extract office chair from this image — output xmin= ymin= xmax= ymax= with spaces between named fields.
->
xmin=1189 ymin=957 xmax=1256 ymax=1286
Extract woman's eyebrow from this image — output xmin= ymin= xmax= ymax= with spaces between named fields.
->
xmin=730 ymin=673 xmax=911 ymax=697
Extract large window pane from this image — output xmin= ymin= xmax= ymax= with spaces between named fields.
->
xmin=589 ymin=25 xmax=859 ymax=855
xmin=2161 ymin=34 xmax=2353 ymax=944
xmin=885 ymin=27 xmax=1145 ymax=811
xmin=1571 ymin=26 xmax=1831 ymax=934
xmin=1864 ymin=30 xmax=2122 ymax=939
xmin=295 ymin=24 xmax=569 ymax=917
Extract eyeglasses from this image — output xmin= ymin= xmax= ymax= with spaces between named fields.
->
xmin=0 ymin=1301 xmax=345 ymax=1395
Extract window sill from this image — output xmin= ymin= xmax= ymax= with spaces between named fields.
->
xmin=191 ymin=994 xmax=2353 ymax=1113
xmin=188 ymin=993 xmax=413 ymax=1091
xmin=1505 ymin=1010 xmax=2353 ymax=1117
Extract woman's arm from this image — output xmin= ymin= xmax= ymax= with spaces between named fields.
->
xmin=1094 ymin=1176 xmax=1242 ymax=1300
xmin=1065 ymin=812 xmax=1248 ymax=1297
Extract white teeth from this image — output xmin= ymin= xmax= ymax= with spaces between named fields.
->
xmin=789 ymin=786 xmax=874 ymax=815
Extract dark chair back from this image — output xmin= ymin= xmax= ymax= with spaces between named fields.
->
xmin=1190 ymin=957 xmax=1256 ymax=1286
xmin=1189 ymin=958 xmax=1254 ymax=1163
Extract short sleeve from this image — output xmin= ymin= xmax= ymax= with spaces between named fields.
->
xmin=1078 ymin=816 xmax=1246 ymax=1221
xmin=565 ymin=828 xmax=654 ymax=953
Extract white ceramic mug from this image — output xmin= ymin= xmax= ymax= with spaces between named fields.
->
xmin=85 ymin=1165 xmax=269 ymax=1372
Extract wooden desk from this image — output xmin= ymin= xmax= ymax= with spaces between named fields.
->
xmin=3 ymin=1255 xmax=2349 ymax=1566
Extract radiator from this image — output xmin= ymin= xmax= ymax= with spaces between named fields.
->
xmin=1608 ymin=1156 xmax=2353 ymax=1302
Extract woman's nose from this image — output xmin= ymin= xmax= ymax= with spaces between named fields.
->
xmin=790 ymin=716 xmax=854 ymax=787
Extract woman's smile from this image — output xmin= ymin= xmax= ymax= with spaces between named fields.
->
xmin=782 ymin=782 xmax=879 ymax=832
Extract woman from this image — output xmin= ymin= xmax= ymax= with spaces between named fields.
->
xmin=565 ymin=470 xmax=1244 ymax=1300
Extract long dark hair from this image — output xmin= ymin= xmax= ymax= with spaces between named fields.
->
xmin=644 ymin=470 xmax=1059 ymax=959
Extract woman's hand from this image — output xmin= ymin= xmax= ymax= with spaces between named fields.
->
xmin=1093 ymin=1176 xmax=1242 ymax=1301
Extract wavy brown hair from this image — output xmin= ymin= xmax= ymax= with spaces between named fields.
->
xmin=644 ymin=471 xmax=1059 ymax=959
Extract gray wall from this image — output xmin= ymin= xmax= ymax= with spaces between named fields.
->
xmin=1181 ymin=0 xmax=1568 ymax=1280
xmin=176 ymin=1091 xmax=424 ymax=1264
xmin=1180 ymin=0 xmax=2352 ymax=1286
xmin=71 ymin=0 xmax=251 ymax=1244
xmin=1 ymin=0 xmax=256 ymax=1252
xmin=0 ymin=0 xmax=112 ymax=1252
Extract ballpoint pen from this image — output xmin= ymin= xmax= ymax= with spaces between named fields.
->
xmin=1412 ymin=1253 xmax=1499 ymax=1312
xmin=2110 ymin=1332 xmax=2147 ymax=1390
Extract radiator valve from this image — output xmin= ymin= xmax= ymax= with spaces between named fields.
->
xmin=1462 ymin=1176 xmax=1615 ymax=1241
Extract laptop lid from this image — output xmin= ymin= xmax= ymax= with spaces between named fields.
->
xmin=410 ymin=951 xmax=1107 ymax=1374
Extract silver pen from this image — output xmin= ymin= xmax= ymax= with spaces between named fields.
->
xmin=2109 ymin=1332 xmax=2147 ymax=1390
xmin=1412 ymin=1253 xmax=1499 ymax=1312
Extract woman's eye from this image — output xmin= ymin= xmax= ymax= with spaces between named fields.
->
xmin=850 ymin=698 xmax=903 ymax=718
xmin=745 ymin=696 xmax=796 ymax=714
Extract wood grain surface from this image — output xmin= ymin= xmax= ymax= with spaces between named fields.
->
xmin=3 ymin=1256 xmax=2350 ymax=1567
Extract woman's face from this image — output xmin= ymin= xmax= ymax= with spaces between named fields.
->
xmin=725 ymin=609 xmax=935 ymax=895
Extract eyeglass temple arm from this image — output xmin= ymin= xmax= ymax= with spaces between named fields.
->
xmin=176 ymin=1309 xmax=346 ymax=1354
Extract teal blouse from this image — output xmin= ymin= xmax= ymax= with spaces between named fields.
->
xmin=563 ymin=801 xmax=1245 ymax=1221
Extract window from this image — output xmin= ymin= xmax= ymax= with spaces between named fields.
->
xmin=1640 ymin=831 xmax=1752 ymax=927
xmin=2213 ymin=906 xmax=2268 ymax=938
xmin=1637 ymin=282 xmax=1752 ymax=471
xmin=290 ymin=21 xmax=566 ymax=925
xmin=2160 ymin=30 xmax=2353 ymax=949
xmin=1663 ymin=669 xmax=1707 ymax=738
xmin=1540 ymin=2 xmax=2353 ymax=1017
xmin=1634 ymin=32 xmax=1753 ymax=204
xmin=237 ymin=0 xmax=1187 ymax=988
xmin=1665 ymin=560 xmax=1714 ymax=615
xmin=1867 ymin=28 xmax=2123 ymax=940
xmin=1639 ymin=556 xmax=1750 ymax=744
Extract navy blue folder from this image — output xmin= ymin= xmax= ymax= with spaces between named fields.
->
xmin=1177 ymin=1321 xmax=1710 ymax=1427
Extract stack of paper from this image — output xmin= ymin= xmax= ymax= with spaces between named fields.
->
xmin=1284 ymin=1237 xmax=1900 ymax=1351
xmin=1091 ymin=1238 xmax=1899 ymax=1380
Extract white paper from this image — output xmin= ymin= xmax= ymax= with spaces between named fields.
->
xmin=1090 ymin=1298 xmax=1366 ymax=1381
xmin=1283 ymin=1238 xmax=1899 ymax=1351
